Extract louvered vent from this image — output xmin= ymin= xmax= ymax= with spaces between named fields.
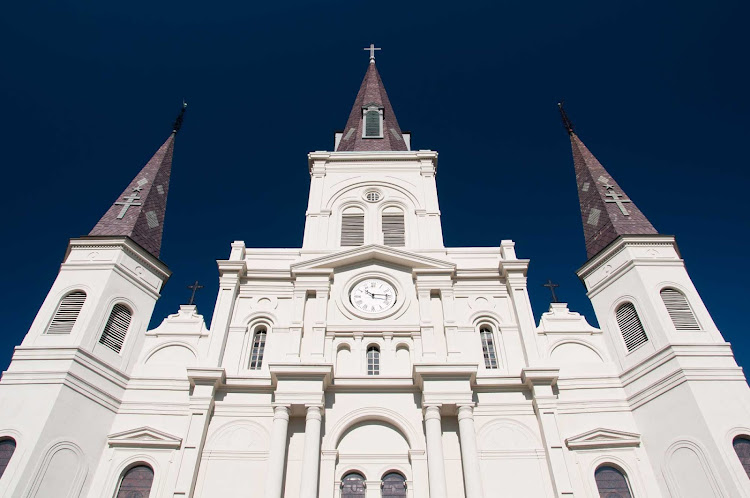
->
xmin=365 ymin=110 xmax=380 ymax=137
xmin=660 ymin=288 xmax=700 ymax=330
xmin=46 ymin=291 xmax=86 ymax=334
xmin=341 ymin=214 xmax=364 ymax=246
xmin=616 ymin=303 xmax=649 ymax=352
xmin=382 ymin=213 xmax=405 ymax=247
xmin=98 ymin=304 xmax=132 ymax=353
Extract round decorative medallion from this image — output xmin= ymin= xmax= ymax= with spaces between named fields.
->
xmin=349 ymin=278 xmax=396 ymax=314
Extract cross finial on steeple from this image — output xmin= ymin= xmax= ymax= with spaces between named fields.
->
xmin=364 ymin=43 xmax=381 ymax=63
xmin=558 ymin=101 xmax=574 ymax=136
xmin=172 ymin=100 xmax=188 ymax=134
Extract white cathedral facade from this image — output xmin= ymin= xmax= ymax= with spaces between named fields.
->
xmin=1 ymin=55 xmax=749 ymax=498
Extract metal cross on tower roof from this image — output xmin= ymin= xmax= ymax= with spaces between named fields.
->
xmin=364 ymin=43 xmax=381 ymax=62
xmin=187 ymin=280 xmax=203 ymax=305
xmin=543 ymin=279 xmax=560 ymax=303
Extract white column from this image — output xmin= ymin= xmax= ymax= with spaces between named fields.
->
xmin=264 ymin=405 xmax=290 ymax=498
xmin=299 ymin=405 xmax=323 ymax=498
xmin=423 ymin=405 xmax=447 ymax=498
xmin=457 ymin=405 xmax=484 ymax=498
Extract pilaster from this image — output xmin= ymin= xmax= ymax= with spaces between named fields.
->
xmin=522 ymin=367 xmax=572 ymax=498
xmin=173 ymin=367 xmax=225 ymax=498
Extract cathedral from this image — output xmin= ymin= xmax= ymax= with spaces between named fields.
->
xmin=1 ymin=50 xmax=750 ymax=498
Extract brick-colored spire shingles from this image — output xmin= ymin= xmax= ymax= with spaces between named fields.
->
xmin=89 ymin=134 xmax=175 ymax=258
xmin=569 ymin=133 xmax=657 ymax=258
xmin=336 ymin=62 xmax=407 ymax=152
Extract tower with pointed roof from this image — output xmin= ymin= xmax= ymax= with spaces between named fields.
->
xmin=0 ymin=108 xmax=182 ymax=497
xmin=1 ymin=54 xmax=750 ymax=498
xmin=563 ymin=103 xmax=750 ymax=497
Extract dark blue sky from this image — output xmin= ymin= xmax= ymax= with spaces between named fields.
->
xmin=1 ymin=0 xmax=747 ymax=372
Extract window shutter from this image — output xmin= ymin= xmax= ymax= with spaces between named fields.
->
xmin=382 ymin=213 xmax=405 ymax=247
xmin=99 ymin=304 xmax=132 ymax=353
xmin=365 ymin=110 xmax=380 ymax=137
xmin=616 ymin=303 xmax=649 ymax=352
xmin=341 ymin=214 xmax=364 ymax=246
xmin=46 ymin=291 xmax=86 ymax=334
xmin=660 ymin=289 xmax=700 ymax=330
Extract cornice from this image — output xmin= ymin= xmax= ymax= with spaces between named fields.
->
xmin=576 ymin=234 xmax=678 ymax=281
xmin=67 ymin=236 xmax=171 ymax=282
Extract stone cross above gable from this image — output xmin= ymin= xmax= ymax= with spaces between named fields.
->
xmin=543 ymin=279 xmax=560 ymax=303
xmin=187 ymin=280 xmax=203 ymax=305
xmin=364 ymin=43 xmax=381 ymax=62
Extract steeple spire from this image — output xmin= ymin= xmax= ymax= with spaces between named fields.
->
xmin=336 ymin=55 xmax=407 ymax=152
xmin=559 ymin=102 xmax=658 ymax=258
xmin=89 ymin=103 xmax=186 ymax=258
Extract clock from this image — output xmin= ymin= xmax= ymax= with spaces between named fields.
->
xmin=350 ymin=278 xmax=397 ymax=314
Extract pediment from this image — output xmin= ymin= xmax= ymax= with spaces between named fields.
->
xmin=565 ymin=428 xmax=641 ymax=450
xmin=108 ymin=426 xmax=182 ymax=449
xmin=292 ymin=245 xmax=455 ymax=274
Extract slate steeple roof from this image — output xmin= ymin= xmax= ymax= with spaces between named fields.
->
xmin=89 ymin=104 xmax=186 ymax=259
xmin=336 ymin=60 xmax=407 ymax=152
xmin=560 ymin=103 xmax=658 ymax=259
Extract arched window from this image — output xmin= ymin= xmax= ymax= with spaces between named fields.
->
xmin=47 ymin=291 xmax=86 ymax=334
xmin=660 ymin=288 xmax=700 ymax=330
xmin=733 ymin=436 xmax=750 ymax=479
xmin=341 ymin=472 xmax=366 ymax=498
xmin=367 ymin=345 xmax=380 ymax=376
xmin=616 ymin=302 xmax=648 ymax=352
xmin=99 ymin=303 xmax=132 ymax=353
xmin=381 ymin=472 xmax=406 ymax=497
xmin=116 ymin=464 xmax=154 ymax=498
xmin=249 ymin=327 xmax=267 ymax=370
xmin=382 ymin=207 xmax=405 ymax=247
xmin=480 ymin=326 xmax=499 ymax=369
xmin=0 ymin=438 xmax=16 ymax=480
xmin=364 ymin=109 xmax=382 ymax=137
xmin=594 ymin=465 xmax=633 ymax=498
xmin=341 ymin=207 xmax=365 ymax=247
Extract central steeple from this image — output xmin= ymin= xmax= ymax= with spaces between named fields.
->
xmin=336 ymin=55 xmax=407 ymax=152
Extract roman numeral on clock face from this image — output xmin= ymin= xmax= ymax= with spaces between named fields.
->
xmin=350 ymin=278 xmax=397 ymax=314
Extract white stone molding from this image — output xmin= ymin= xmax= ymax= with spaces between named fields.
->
xmin=662 ymin=438 xmax=728 ymax=498
xmin=322 ymin=406 xmax=423 ymax=452
xmin=476 ymin=418 xmax=543 ymax=455
xmin=565 ymin=428 xmax=641 ymax=450
xmin=587 ymin=454 xmax=647 ymax=498
xmin=547 ymin=339 xmax=605 ymax=363
xmin=142 ymin=341 xmax=198 ymax=366
xmin=23 ymin=439 xmax=88 ymax=498
xmin=101 ymin=452 xmax=164 ymax=498
xmin=107 ymin=427 xmax=182 ymax=449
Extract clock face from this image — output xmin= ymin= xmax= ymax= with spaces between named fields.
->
xmin=350 ymin=278 xmax=397 ymax=314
